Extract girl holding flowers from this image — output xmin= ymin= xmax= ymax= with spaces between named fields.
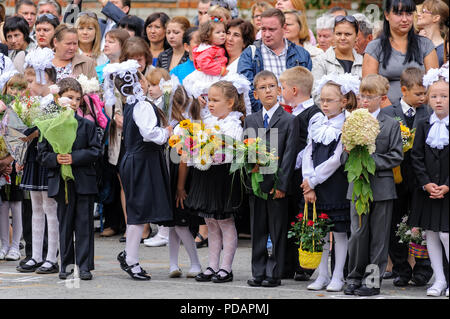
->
xmin=408 ymin=64 xmax=449 ymax=297
xmin=16 ymin=48 xmax=60 ymax=274
xmin=301 ymin=74 xmax=359 ymax=292
xmin=38 ymin=77 xmax=102 ymax=280
xmin=183 ymin=81 xmax=245 ymax=283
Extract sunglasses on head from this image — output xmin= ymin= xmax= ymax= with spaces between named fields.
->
xmin=79 ymin=11 xmax=98 ymax=19
xmin=38 ymin=13 xmax=57 ymax=20
xmin=335 ymin=15 xmax=357 ymax=25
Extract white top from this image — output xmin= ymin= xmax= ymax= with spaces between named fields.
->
xmin=0 ymin=54 xmax=18 ymax=91
xmin=371 ymin=108 xmax=381 ymax=119
xmin=400 ymin=98 xmax=416 ymax=117
xmin=294 ymin=111 xmax=326 ymax=169
xmin=227 ymin=58 xmax=252 ymax=116
xmin=302 ymin=113 xmax=345 ymax=189
xmin=262 ymin=103 xmax=280 ymax=124
xmin=133 ymin=101 xmax=168 ymax=145
xmin=292 ymin=98 xmax=314 ymax=117
xmin=426 ymin=113 xmax=449 ymax=150
xmin=204 ymin=111 xmax=244 ymax=141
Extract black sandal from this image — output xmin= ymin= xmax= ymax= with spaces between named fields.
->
xmin=122 ymin=262 xmax=151 ymax=281
xmin=195 ymin=233 xmax=208 ymax=248
xmin=16 ymin=258 xmax=43 ymax=273
xmin=35 ymin=260 xmax=59 ymax=274
xmin=195 ymin=267 xmax=216 ymax=282
xmin=212 ymin=269 xmax=233 ymax=283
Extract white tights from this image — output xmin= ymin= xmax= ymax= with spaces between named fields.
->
xmin=0 ymin=201 xmax=22 ymax=253
xmin=316 ymin=232 xmax=348 ymax=282
xmin=27 ymin=191 xmax=59 ymax=267
xmin=169 ymin=226 xmax=201 ymax=273
xmin=426 ymin=230 xmax=449 ymax=287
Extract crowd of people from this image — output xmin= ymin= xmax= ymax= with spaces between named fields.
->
xmin=0 ymin=0 xmax=448 ymax=298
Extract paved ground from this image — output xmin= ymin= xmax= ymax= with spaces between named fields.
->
xmin=0 ymin=232 xmax=447 ymax=302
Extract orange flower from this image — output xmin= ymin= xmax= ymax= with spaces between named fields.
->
xmin=244 ymin=138 xmax=256 ymax=145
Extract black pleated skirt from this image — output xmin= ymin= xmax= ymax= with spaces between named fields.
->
xmin=408 ymin=188 xmax=448 ymax=232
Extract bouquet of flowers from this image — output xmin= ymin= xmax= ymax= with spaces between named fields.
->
xmin=229 ymin=137 xmax=278 ymax=200
xmin=34 ymin=106 xmax=78 ymax=203
xmin=341 ymin=108 xmax=380 ymax=226
xmin=76 ymin=74 xmax=101 ymax=94
xmin=159 ymin=76 xmax=180 ymax=120
xmin=11 ymin=96 xmax=42 ymax=128
xmin=392 ymin=118 xmax=416 ymax=184
xmin=396 ymin=215 xmax=428 ymax=259
xmin=288 ymin=202 xmax=334 ymax=269
xmin=169 ymin=119 xmax=227 ymax=171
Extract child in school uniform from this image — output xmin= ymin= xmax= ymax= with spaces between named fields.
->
xmin=408 ymin=65 xmax=449 ymax=297
xmin=187 ymin=81 xmax=245 ymax=283
xmin=38 ymin=77 xmax=102 ymax=280
xmin=344 ymin=74 xmax=404 ymax=297
xmin=16 ymin=48 xmax=60 ymax=274
xmin=301 ymin=74 xmax=360 ymax=292
xmin=103 ymin=60 xmax=173 ymax=281
xmin=279 ymin=66 xmax=323 ymax=281
xmin=245 ymin=70 xmax=300 ymax=288
xmin=381 ymin=67 xmax=434 ymax=287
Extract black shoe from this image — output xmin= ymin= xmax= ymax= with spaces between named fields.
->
xmin=80 ymin=271 xmax=93 ymax=280
xmin=393 ymin=276 xmax=410 ymax=287
xmin=411 ymin=274 xmax=429 ymax=286
xmin=19 ymin=257 xmax=31 ymax=267
xmin=344 ymin=283 xmax=361 ymax=295
xmin=119 ymin=236 xmax=127 ymax=243
xmin=140 ymin=233 xmax=152 ymax=244
xmin=354 ymin=285 xmax=380 ymax=296
xmin=383 ymin=271 xmax=395 ymax=280
xmin=35 ymin=261 xmax=59 ymax=274
xmin=195 ymin=267 xmax=216 ymax=282
xmin=294 ymin=272 xmax=311 ymax=281
xmin=247 ymin=277 xmax=265 ymax=287
xmin=212 ymin=269 xmax=233 ymax=283
xmin=117 ymin=251 xmax=127 ymax=270
xmin=19 ymin=243 xmax=24 ymax=250
xmin=59 ymin=269 xmax=74 ymax=280
xmin=261 ymin=277 xmax=281 ymax=287
xmin=195 ymin=233 xmax=208 ymax=248
xmin=122 ymin=262 xmax=151 ymax=281
xmin=16 ymin=259 xmax=43 ymax=273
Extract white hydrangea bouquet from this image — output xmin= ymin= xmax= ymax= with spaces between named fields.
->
xmin=341 ymin=108 xmax=380 ymax=226
xmin=76 ymin=74 xmax=101 ymax=94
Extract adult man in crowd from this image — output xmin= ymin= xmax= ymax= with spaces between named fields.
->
xmin=238 ymin=8 xmax=312 ymax=112
xmin=193 ymin=0 xmax=211 ymax=26
xmin=37 ymin=0 xmax=62 ymax=21
xmin=315 ymin=14 xmax=335 ymax=52
xmin=16 ymin=0 xmax=37 ymax=30
xmin=353 ymin=13 xmax=374 ymax=55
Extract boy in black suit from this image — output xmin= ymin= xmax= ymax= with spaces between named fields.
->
xmin=279 ymin=66 xmax=322 ymax=280
xmin=381 ymin=67 xmax=433 ymax=287
xmin=38 ymin=78 xmax=102 ymax=280
xmin=244 ymin=70 xmax=299 ymax=287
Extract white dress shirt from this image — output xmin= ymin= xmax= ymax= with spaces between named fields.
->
xmin=292 ymin=98 xmax=314 ymax=117
xmin=133 ymin=101 xmax=168 ymax=145
xmin=400 ymin=98 xmax=416 ymax=116
xmin=262 ymin=103 xmax=280 ymax=125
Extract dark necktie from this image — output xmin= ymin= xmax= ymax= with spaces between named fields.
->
xmin=263 ymin=113 xmax=269 ymax=129
xmin=405 ymin=108 xmax=414 ymax=118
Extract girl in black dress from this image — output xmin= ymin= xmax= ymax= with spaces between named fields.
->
xmin=301 ymin=77 xmax=359 ymax=292
xmin=408 ymin=66 xmax=449 ymax=297
xmin=103 ymin=60 xmax=173 ymax=280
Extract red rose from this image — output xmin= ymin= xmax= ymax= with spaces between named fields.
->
xmin=319 ymin=213 xmax=329 ymax=219
xmin=296 ymin=213 xmax=303 ymax=220
xmin=291 ymin=222 xmax=295 ymax=226
xmin=307 ymin=220 xmax=314 ymax=227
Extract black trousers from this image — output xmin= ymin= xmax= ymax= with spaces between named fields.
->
xmin=389 ymin=191 xmax=433 ymax=282
xmin=21 ymin=197 xmax=48 ymax=259
xmin=56 ymin=180 xmax=95 ymax=272
xmin=249 ymin=195 xmax=288 ymax=280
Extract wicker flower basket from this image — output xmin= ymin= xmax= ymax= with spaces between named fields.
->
xmin=298 ymin=202 xmax=323 ymax=269
xmin=409 ymin=242 xmax=429 ymax=259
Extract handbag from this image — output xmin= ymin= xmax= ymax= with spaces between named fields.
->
xmin=298 ymin=202 xmax=323 ymax=270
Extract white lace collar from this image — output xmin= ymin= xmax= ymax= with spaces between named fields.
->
xmin=310 ymin=112 xmax=345 ymax=145
xmin=426 ymin=112 xmax=449 ymax=150
xmin=204 ymin=111 xmax=243 ymax=139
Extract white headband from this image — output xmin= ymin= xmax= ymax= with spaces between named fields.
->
xmin=315 ymin=73 xmax=360 ymax=96
xmin=423 ymin=64 xmax=449 ymax=88
xmin=24 ymin=47 xmax=54 ymax=85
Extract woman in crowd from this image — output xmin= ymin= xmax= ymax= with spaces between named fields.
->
xmin=34 ymin=13 xmax=59 ymax=49
xmin=120 ymin=36 xmax=154 ymax=77
xmin=251 ymin=1 xmax=273 ymax=40
xmin=363 ymin=0 xmax=439 ymax=105
xmin=416 ymin=0 xmax=449 ymax=67
xmin=156 ymin=17 xmax=190 ymax=71
xmin=275 ymin=0 xmax=316 ymax=45
xmin=312 ymin=15 xmax=363 ymax=94
xmin=144 ymin=12 xmax=171 ymax=67
xmin=52 ymin=24 xmax=97 ymax=81
xmin=170 ymin=27 xmax=200 ymax=83
xmin=75 ymin=11 xmax=108 ymax=66
xmin=3 ymin=15 xmax=34 ymax=73
xmin=118 ymin=15 xmax=145 ymax=38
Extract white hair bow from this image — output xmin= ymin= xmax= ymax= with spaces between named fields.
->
xmin=423 ymin=63 xmax=449 ymax=88
xmin=314 ymin=73 xmax=360 ymax=96
xmin=24 ymin=47 xmax=55 ymax=84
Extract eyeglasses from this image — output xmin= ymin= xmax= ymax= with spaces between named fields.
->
xmin=79 ymin=11 xmax=98 ymax=20
xmin=256 ymin=84 xmax=278 ymax=91
xmin=252 ymin=14 xmax=262 ymax=19
xmin=357 ymin=94 xmax=382 ymax=101
xmin=335 ymin=15 xmax=357 ymax=24
xmin=420 ymin=8 xmax=433 ymax=15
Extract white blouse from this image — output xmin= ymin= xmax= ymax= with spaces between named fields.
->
xmin=133 ymin=101 xmax=168 ymax=145
xmin=426 ymin=113 xmax=449 ymax=150
xmin=301 ymin=113 xmax=345 ymax=189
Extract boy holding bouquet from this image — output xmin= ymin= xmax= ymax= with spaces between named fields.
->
xmin=344 ymin=74 xmax=403 ymax=296
xmin=244 ymin=70 xmax=299 ymax=287
xmin=381 ymin=67 xmax=433 ymax=287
